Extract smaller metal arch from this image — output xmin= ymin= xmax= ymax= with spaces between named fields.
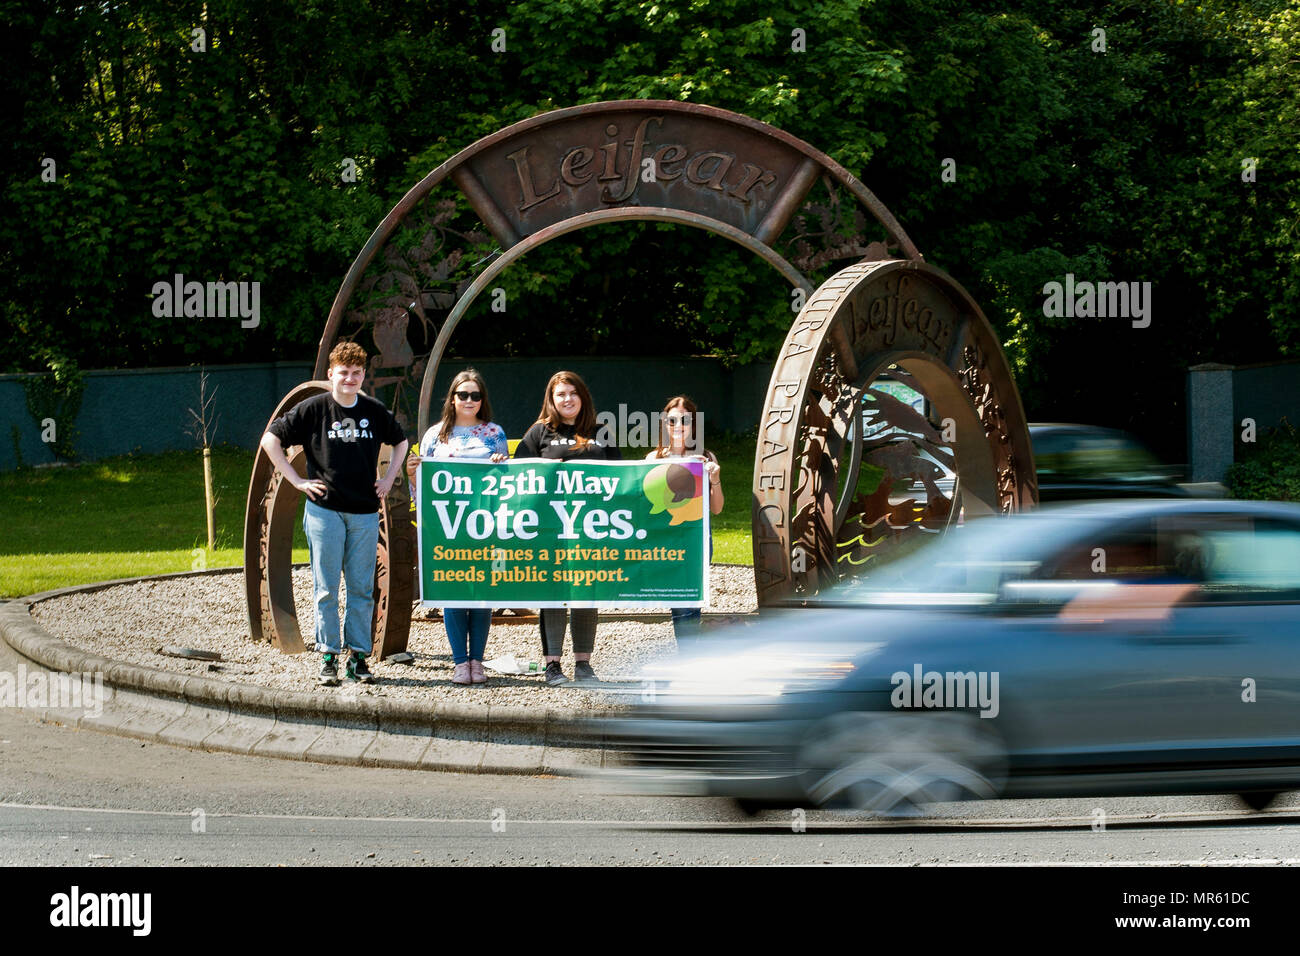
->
xmin=244 ymin=381 xmax=329 ymax=650
xmin=752 ymin=258 xmax=1037 ymax=605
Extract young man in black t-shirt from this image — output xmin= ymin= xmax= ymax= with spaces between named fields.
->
xmin=260 ymin=343 xmax=408 ymax=686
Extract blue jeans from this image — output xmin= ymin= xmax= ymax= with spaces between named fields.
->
xmin=303 ymin=499 xmax=379 ymax=655
xmin=444 ymin=608 xmax=491 ymax=665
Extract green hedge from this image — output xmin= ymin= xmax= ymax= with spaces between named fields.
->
xmin=1226 ymin=420 xmax=1300 ymax=502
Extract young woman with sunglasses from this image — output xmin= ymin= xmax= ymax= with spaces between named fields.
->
xmin=514 ymin=371 xmax=620 ymax=685
xmin=406 ymin=369 xmax=508 ymax=685
xmin=645 ymin=396 xmax=723 ymax=646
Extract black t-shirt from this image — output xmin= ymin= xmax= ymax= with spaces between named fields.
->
xmin=514 ymin=422 xmax=621 ymax=461
xmin=268 ymin=393 xmax=406 ymax=513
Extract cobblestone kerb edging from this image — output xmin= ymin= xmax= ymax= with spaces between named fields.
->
xmin=0 ymin=572 xmax=628 ymax=775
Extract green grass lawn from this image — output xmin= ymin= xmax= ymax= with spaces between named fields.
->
xmin=0 ymin=439 xmax=763 ymax=597
xmin=707 ymin=431 xmax=758 ymax=565
xmin=0 ymin=446 xmax=309 ymax=597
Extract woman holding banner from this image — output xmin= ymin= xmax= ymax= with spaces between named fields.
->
xmin=514 ymin=371 xmax=620 ymax=686
xmin=646 ymin=396 xmax=724 ymax=646
xmin=406 ymin=369 xmax=508 ymax=685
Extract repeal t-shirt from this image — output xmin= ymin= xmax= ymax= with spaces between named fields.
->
xmin=514 ymin=422 xmax=621 ymax=461
xmin=268 ymin=393 xmax=406 ymax=513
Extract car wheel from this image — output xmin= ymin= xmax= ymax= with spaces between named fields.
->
xmin=798 ymin=711 xmax=1006 ymax=816
xmin=1237 ymin=791 xmax=1280 ymax=812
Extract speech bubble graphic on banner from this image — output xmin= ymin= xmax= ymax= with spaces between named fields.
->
xmin=644 ymin=462 xmax=703 ymax=525
xmin=643 ymin=464 xmax=677 ymax=513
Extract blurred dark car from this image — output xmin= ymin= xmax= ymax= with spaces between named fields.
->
xmin=1029 ymin=423 xmax=1187 ymax=501
xmin=604 ymin=500 xmax=1300 ymax=815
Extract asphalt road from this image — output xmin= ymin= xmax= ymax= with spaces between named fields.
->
xmin=2 ymin=708 xmax=1299 ymax=867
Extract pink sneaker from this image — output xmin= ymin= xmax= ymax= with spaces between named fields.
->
xmin=470 ymin=660 xmax=486 ymax=683
xmin=452 ymin=662 xmax=472 ymax=685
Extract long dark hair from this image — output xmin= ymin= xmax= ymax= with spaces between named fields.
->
xmin=653 ymin=395 xmax=703 ymax=457
xmin=437 ymin=368 xmax=494 ymax=442
xmin=536 ymin=370 xmax=598 ymax=445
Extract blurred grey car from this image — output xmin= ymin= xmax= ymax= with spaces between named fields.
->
xmin=1030 ymin=423 xmax=1187 ymax=500
xmin=604 ymin=500 xmax=1300 ymax=814
xmin=901 ymin=424 xmax=1187 ymax=505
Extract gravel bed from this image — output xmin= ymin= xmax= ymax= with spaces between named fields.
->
xmin=30 ymin=565 xmax=758 ymax=711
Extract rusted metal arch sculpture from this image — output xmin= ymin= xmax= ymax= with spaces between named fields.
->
xmin=315 ymin=98 xmax=923 ymax=391
xmin=244 ymin=99 xmax=1032 ymax=654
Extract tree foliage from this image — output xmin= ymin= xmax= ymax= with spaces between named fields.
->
xmin=3 ymin=0 xmax=1297 ymax=457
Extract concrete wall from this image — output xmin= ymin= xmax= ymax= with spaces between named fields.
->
xmin=1 ymin=357 xmax=772 ymax=470
xmin=1187 ymin=359 xmax=1300 ymax=483
xmin=1186 ymin=364 xmax=1235 ymax=483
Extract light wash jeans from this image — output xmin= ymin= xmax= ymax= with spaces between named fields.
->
xmin=444 ymin=608 xmax=491 ymax=665
xmin=303 ymin=499 xmax=379 ymax=655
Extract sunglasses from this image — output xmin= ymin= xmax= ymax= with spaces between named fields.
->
xmin=454 ymin=390 xmax=482 ymax=402
xmin=665 ymin=414 xmax=693 ymax=426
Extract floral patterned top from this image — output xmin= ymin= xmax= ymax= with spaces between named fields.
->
xmin=417 ymin=421 xmax=508 ymax=460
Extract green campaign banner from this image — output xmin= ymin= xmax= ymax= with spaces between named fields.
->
xmin=417 ymin=458 xmax=710 ymax=608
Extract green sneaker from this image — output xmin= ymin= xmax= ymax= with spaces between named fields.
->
xmin=347 ymin=653 xmax=376 ymax=684
xmin=319 ymin=653 xmax=340 ymax=687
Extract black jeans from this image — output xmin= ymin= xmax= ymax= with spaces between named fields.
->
xmin=671 ymin=607 xmax=702 ymax=647
xmin=540 ymin=607 xmax=597 ymax=657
